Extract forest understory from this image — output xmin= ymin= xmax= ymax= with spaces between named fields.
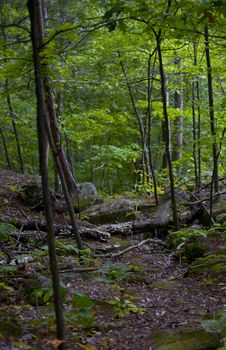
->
xmin=0 ymin=170 xmax=226 ymax=350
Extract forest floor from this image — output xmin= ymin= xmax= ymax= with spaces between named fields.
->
xmin=0 ymin=170 xmax=226 ymax=350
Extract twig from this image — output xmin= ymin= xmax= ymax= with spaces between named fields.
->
xmin=94 ymin=238 xmax=167 ymax=258
xmin=59 ymin=267 xmax=98 ymax=273
xmin=184 ymin=190 xmax=226 ymax=205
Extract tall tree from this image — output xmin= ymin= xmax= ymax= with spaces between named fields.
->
xmin=155 ymin=29 xmax=179 ymax=229
xmin=204 ymin=23 xmax=219 ymax=193
xmin=27 ymin=0 xmax=65 ymax=347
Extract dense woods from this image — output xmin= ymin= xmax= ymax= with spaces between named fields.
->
xmin=0 ymin=0 xmax=225 ymax=195
xmin=0 ymin=1 xmax=226 ymax=349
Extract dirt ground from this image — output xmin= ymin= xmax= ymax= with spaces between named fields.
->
xmin=0 ymin=170 xmax=226 ymax=350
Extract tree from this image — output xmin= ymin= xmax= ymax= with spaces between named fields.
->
xmin=27 ymin=0 xmax=65 ymax=346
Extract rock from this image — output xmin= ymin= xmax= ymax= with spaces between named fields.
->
xmin=168 ymin=227 xmax=208 ymax=263
xmin=73 ymin=182 xmax=101 ymax=211
xmin=80 ymin=198 xmax=138 ymax=224
xmin=184 ymin=253 xmax=226 ymax=277
xmin=149 ymin=325 xmax=222 ymax=350
xmin=212 ymin=194 xmax=226 ymax=218
xmin=216 ymin=213 xmax=226 ymax=224
xmin=20 ymin=181 xmax=43 ymax=208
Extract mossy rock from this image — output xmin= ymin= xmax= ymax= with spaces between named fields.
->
xmin=149 ymin=325 xmax=222 ymax=350
xmin=169 ymin=227 xmax=208 ymax=263
xmin=184 ymin=253 xmax=226 ymax=277
xmin=20 ymin=181 xmax=43 ymax=207
xmin=80 ymin=198 xmax=137 ymax=224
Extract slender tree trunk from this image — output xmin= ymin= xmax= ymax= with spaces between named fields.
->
xmin=118 ymin=51 xmax=147 ymax=184
xmin=147 ymin=52 xmax=158 ymax=204
xmin=192 ymin=81 xmax=199 ymax=188
xmin=196 ymin=79 xmax=202 ymax=189
xmin=161 ymin=76 xmax=169 ymax=169
xmin=27 ymin=1 xmax=65 ymax=348
xmin=44 ymin=80 xmax=78 ymax=196
xmin=172 ymin=58 xmax=183 ymax=176
xmin=1 ymin=27 xmax=24 ymax=173
xmin=5 ymin=80 xmax=25 ymax=173
xmin=192 ymin=42 xmax=202 ymax=190
xmin=0 ymin=127 xmax=12 ymax=169
xmin=155 ymin=29 xmax=179 ymax=229
xmin=204 ymin=24 xmax=219 ymax=192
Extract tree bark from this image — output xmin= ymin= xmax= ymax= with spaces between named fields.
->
xmin=27 ymin=0 xmax=65 ymax=347
xmin=147 ymin=52 xmax=158 ymax=204
xmin=204 ymin=24 xmax=219 ymax=193
xmin=44 ymin=79 xmax=78 ymax=197
xmin=118 ymin=51 xmax=147 ymax=184
xmin=5 ymin=80 xmax=25 ymax=173
xmin=0 ymin=127 xmax=12 ymax=169
xmin=192 ymin=80 xmax=199 ymax=188
xmin=155 ymin=29 xmax=179 ymax=229
xmin=172 ymin=58 xmax=183 ymax=175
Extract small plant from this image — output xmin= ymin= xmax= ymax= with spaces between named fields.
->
xmin=55 ymin=240 xmax=91 ymax=256
xmin=169 ymin=227 xmax=208 ymax=263
xmin=94 ymin=262 xmax=133 ymax=284
xmin=107 ymin=296 xmax=145 ymax=318
xmin=169 ymin=227 xmax=208 ymax=248
xmin=71 ymin=292 xmax=96 ymax=329
xmin=0 ymin=223 xmax=18 ymax=244
xmin=202 ymin=312 xmax=226 ymax=342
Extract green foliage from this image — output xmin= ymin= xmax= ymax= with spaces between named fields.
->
xmin=0 ymin=281 xmax=14 ymax=291
xmin=185 ymin=253 xmax=226 ymax=276
xmin=169 ymin=227 xmax=208 ymax=248
xmin=55 ymin=240 xmax=91 ymax=256
xmin=106 ymin=296 xmax=145 ymax=318
xmin=94 ymin=262 xmax=133 ymax=283
xmin=71 ymin=292 xmax=96 ymax=329
xmin=0 ymin=264 xmax=17 ymax=274
xmin=0 ymin=311 xmax=22 ymax=337
xmin=23 ymin=277 xmax=66 ymax=306
xmin=169 ymin=227 xmax=209 ymax=263
xmin=202 ymin=312 xmax=226 ymax=335
xmin=0 ymin=223 xmax=17 ymax=243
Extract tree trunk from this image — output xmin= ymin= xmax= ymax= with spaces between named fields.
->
xmin=5 ymin=79 xmax=25 ymax=173
xmin=204 ymin=24 xmax=219 ymax=193
xmin=155 ymin=29 xmax=179 ymax=229
xmin=192 ymin=80 xmax=199 ymax=188
xmin=161 ymin=75 xmax=169 ymax=169
xmin=118 ymin=51 xmax=147 ymax=185
xmin=27 ymin=0 xmax=65 ymax=347
xmin=147 ymin=52 xmax=158 ymax=204
xmin=0 ymin=127 xmax=12 ymax=169
xmin=44 ymin=79 xmax=78 ymax=197
xmin=172 ymin=58 xmax=183 ymax=176
xmin=196 ymin=79 xmax=202 ymax=189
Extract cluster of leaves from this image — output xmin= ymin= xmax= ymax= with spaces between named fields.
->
xmin=106 ymin=295 xmax=145 ymax=318
xmin=94 ymin=261 xmax=139 ymax=283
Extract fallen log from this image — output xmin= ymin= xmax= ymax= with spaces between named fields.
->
xmin=0 ymin=218 xmax=110 ymax=242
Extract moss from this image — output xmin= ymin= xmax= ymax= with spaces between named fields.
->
xmin=150 ymin=325 xmax=222 ymax=350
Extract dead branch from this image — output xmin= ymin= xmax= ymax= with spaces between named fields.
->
xmin=94 ymin=238 xmax=167 ymax=258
